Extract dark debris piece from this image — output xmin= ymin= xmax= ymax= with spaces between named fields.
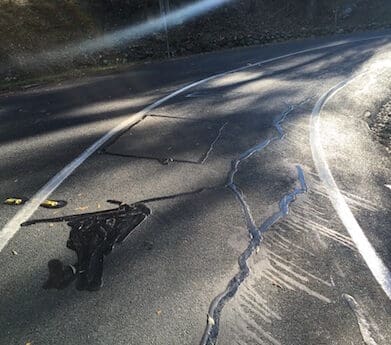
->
xmin=159 ymin=157 xmax=174 ymax=165
xmin=22 ymin=201 xmax=150 ymax=291
xmin=43 ymin=259 xmax=77 ymax=290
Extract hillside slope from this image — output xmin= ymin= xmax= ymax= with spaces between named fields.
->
xmin=0 ymin=0 xmax=97 ymax=64
xmin=1 ymin=0 xmax=391 ymax=83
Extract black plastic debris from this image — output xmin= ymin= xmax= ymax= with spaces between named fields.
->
xmin=21 ymin=201 xmax=150 ymax=291
xmin=43 ymin=259 xmax=77 ymax=290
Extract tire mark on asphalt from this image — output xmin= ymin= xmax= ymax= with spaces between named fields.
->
xmin=265 ymin=261 xmax=331 ymax=303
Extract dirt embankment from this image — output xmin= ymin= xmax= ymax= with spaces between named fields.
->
xmin=0 ymin=0 xmax=96 ymax=57
xmin=1 ymin=0 xmax=391 ymax=86
xmin=0 ymin=0 xmax=97 ymax=75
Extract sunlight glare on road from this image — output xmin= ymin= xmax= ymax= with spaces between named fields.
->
xmin=356 ymin=49 xmax=391 ymax=96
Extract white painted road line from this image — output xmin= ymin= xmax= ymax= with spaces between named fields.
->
xmin=0 ymin=34 xmax=390 ymax=253
xmin=310 ymin=76 xmax=391 ymax=300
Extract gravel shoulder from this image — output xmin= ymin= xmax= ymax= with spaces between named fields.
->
xmin=369 ymin=98 xmax=391 ymax=153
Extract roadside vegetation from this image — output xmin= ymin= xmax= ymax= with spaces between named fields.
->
xmin=1 ymin=0 xmax=391 ymax=90
xmin=370 ymin=100 xmax=391 ymax=153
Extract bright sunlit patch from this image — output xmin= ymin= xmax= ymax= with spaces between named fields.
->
xmin=368 ymin=58 xmax=391 ymax=71
xmin=317 ymin=111 xmax=361 ymax=152
xmin=353 ymin=51 xmax=391 ymax=96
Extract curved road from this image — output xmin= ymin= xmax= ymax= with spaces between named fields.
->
xmin=0 ymin=31 xmax=390 ymax=345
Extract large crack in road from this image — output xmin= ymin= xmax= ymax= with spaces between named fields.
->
xmin=200 ymin=103 xmax=308 ymax=345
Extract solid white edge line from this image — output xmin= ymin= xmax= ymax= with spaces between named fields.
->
xmin=309 ymin=76 xmax=391 ymax=300
xmin=0 ymin=33 xmax=390 ymax=253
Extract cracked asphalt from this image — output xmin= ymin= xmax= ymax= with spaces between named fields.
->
xmin=1 ymin=31 xmax=391 ymax=345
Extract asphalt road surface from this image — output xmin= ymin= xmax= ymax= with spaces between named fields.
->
xmin=1 ymin=31 xmax=391 ymax=345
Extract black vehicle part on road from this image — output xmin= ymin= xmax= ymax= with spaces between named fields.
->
xmin=21 ymin=201 xmax=151 ymax=291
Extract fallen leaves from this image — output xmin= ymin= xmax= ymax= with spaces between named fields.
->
xmin=75 ymin=206 xmax=88 ymax=211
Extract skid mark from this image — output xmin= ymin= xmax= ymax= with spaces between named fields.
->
xmin=263 ymin=270 xmax=296 ymax=290
xmin=282 ymin=216 xmax=356 ymax=250
xmin=252 ymin=248 xmax=332 ymax=303
xmin=311 ymin=182 xmax=379 ymax=212
xmin=242 ymin=284 xmax=282 ymax=320
xmin=240 ymin=302 xmax=272 ymax=324
xmin=266 ymin=234 xmax=291 ymax=251
xmin=236 ymin=313 xmax=282 ymax=345
xmin=266 ymin=265 xmax=331 ymax=303
xmin=269 ymin=258 xmax=309 ymax=283
xmin=296 ymin=215 xmax=355 ymax=249
xmin=272 ymin=231 xmax=317 ymax=257
xmin=281 ymin=173 xmax=358 ymax=251
xmin=341 ymin=191 xmax=379 ymax=213
xmin=267 ymin=251 xmax=332 ymax=287
xmin=240 ymin=295 xmax=273 ymax=323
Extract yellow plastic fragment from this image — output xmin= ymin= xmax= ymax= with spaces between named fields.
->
xmin=75 ymin=206 xmax=88 ymax=211
xmin=4 ymin=198 xmax=24 ymax=205
xmin=41 ymin=200 xmax=59 ymax=208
